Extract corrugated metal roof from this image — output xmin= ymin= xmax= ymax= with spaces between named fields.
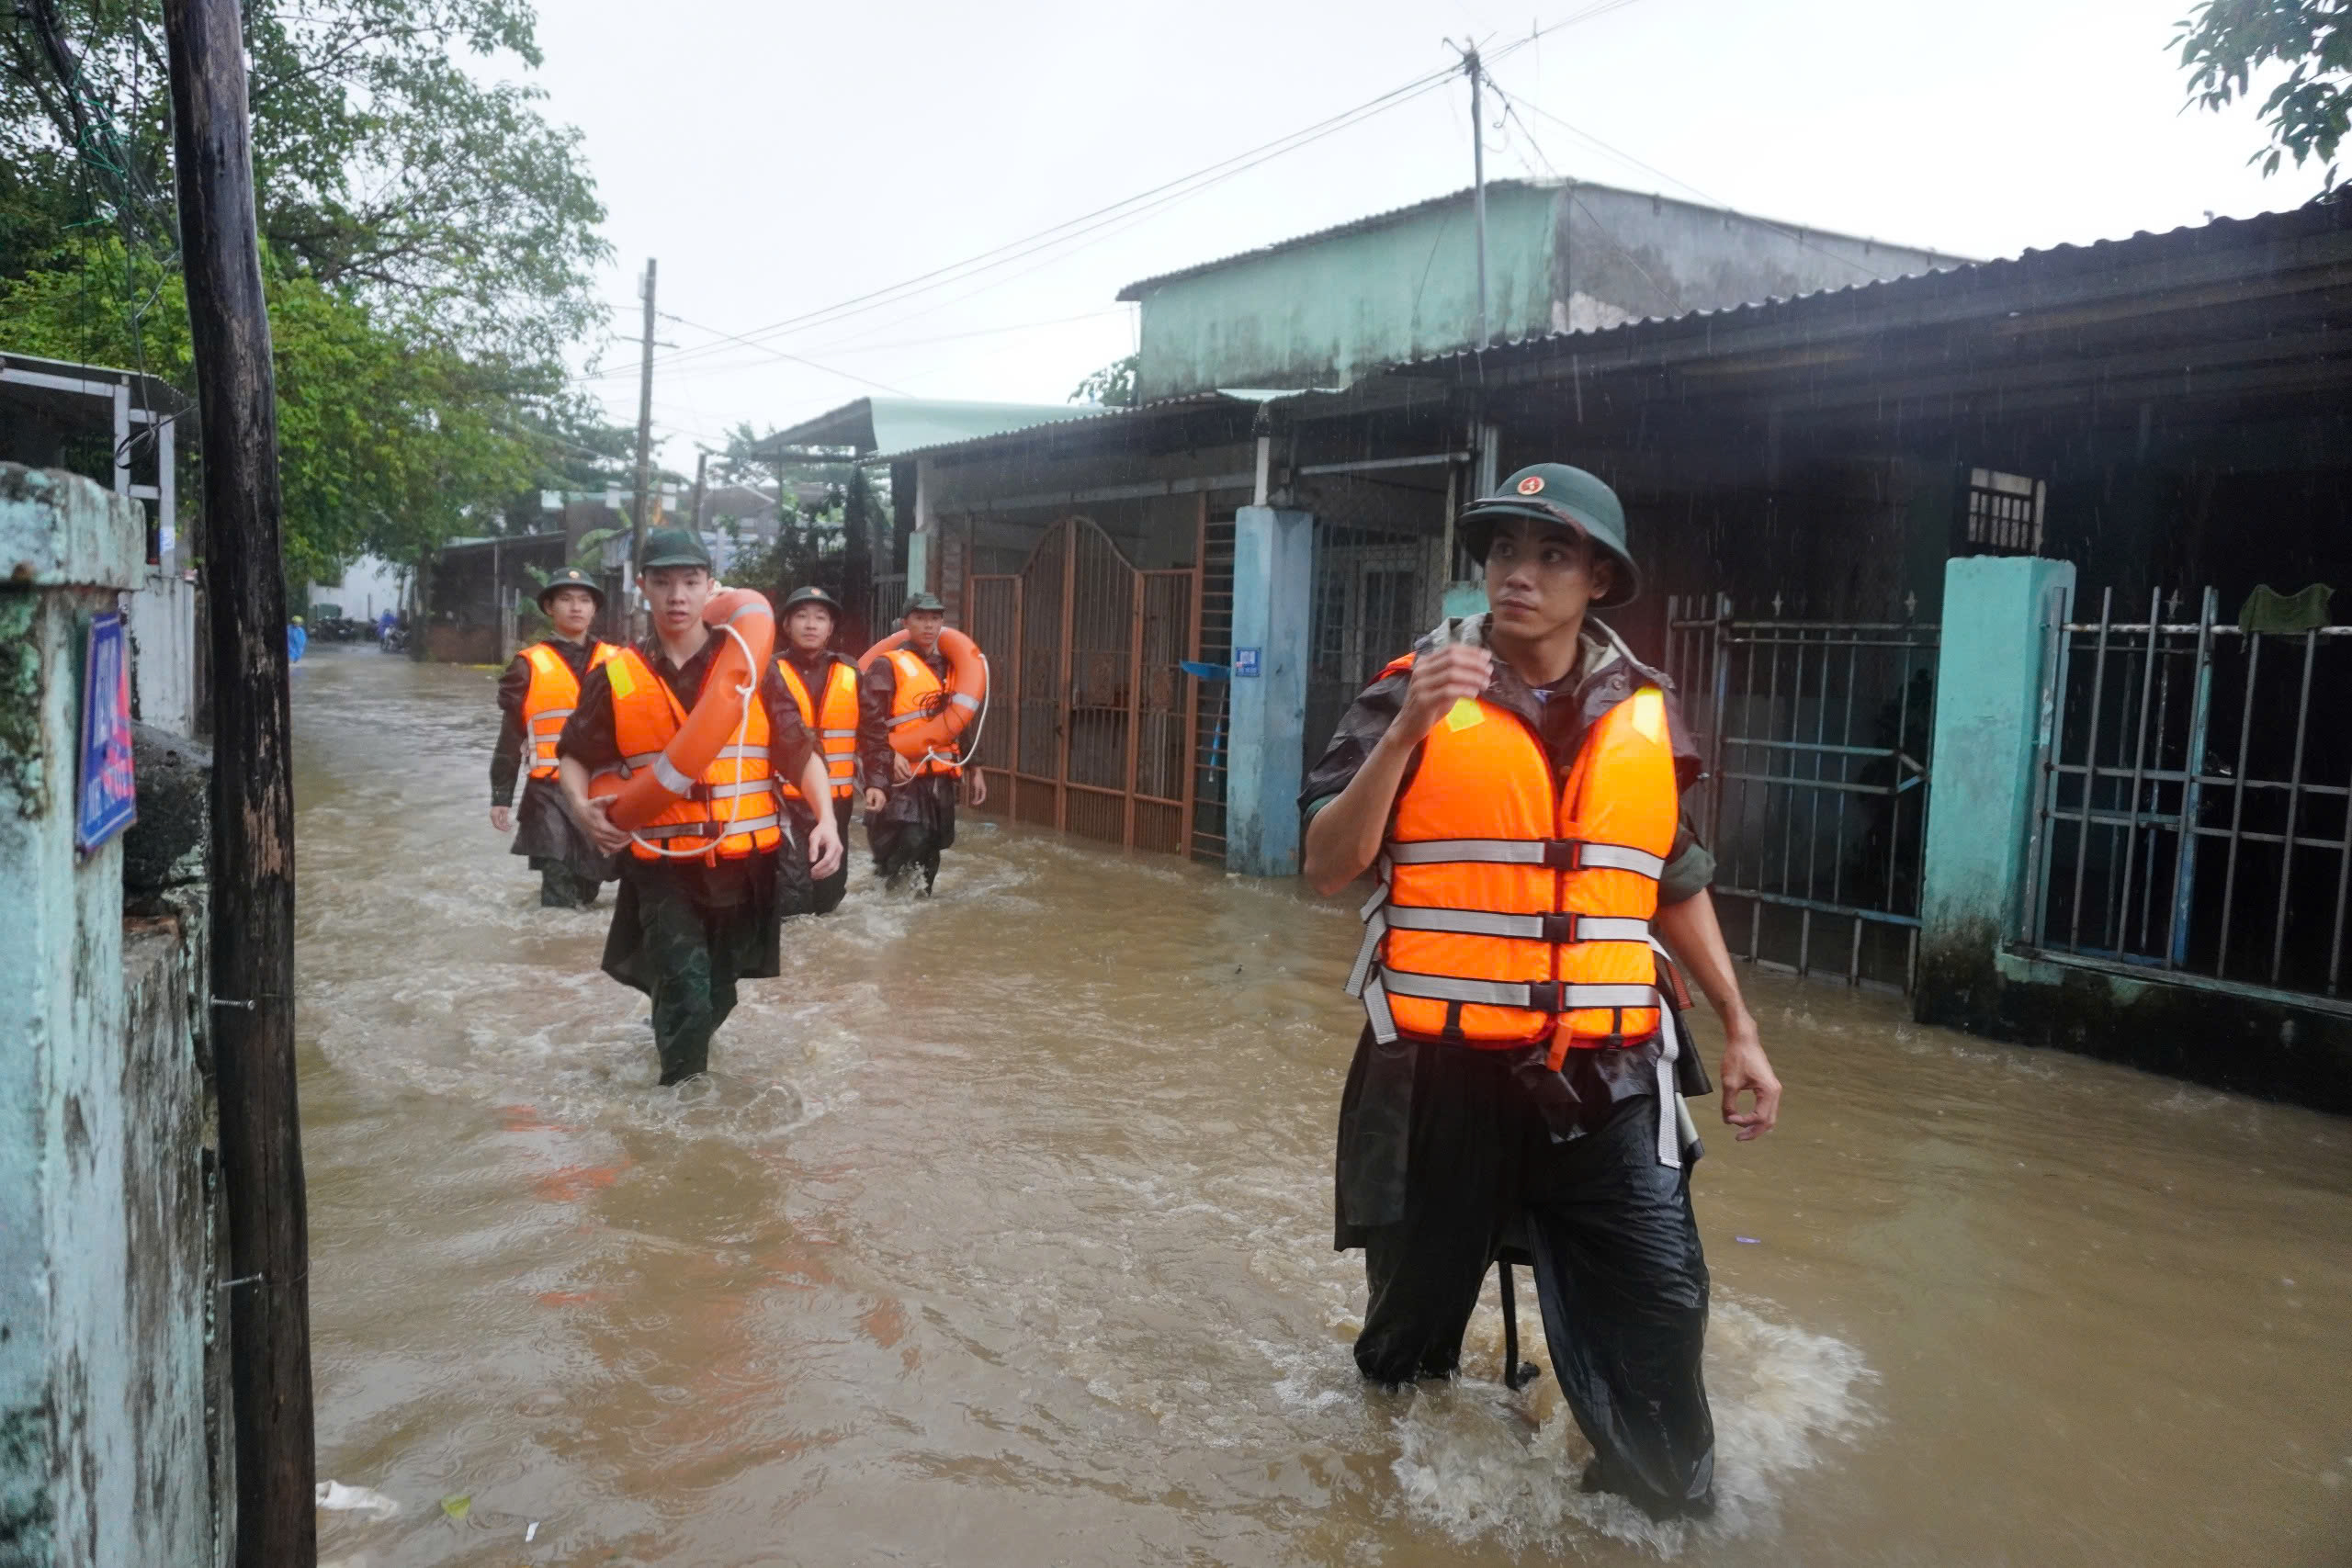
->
xmin=1392 ymin=197 xmax=2352 ymax=376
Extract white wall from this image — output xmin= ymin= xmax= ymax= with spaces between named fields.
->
xmin=310 ymin=553 xmax=407 ymax=618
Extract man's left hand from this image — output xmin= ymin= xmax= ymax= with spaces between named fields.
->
xmin=1718 ymin=1020 xmax=1781 ymax=1141
xmin=967 ymin=770 xmax=988 ymax=807
xmin=807 ymin=815 xmax=844 ymax=880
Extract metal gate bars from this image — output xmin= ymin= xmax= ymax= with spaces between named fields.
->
xmin=2025 ymin=588 xmax=2352 ymax=1001
xmin=965 ymin=515 xmax=1199 ymax=855
xmin=1666 ymin=594 xmax=1939 ymax=990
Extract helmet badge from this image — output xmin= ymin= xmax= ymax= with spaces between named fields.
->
xmin=1516 ymin=475 xmax=1545 ymax=495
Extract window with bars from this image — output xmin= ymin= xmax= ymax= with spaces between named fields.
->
xmin=1963 ymin=468 xmax=2046 ymax=555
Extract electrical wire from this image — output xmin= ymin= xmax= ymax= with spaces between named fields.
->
xmin=637 ymin=67 xmax=1465 ymax=375
xmin=1485 ymin=69 xmax=1887 ymax=278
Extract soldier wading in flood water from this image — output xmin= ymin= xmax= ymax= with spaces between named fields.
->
xmin=491 ymin=567 xmax=620 ymax=908
xmin=772 ymin=584 xmax=884 ymax=916
xmin=861 ymin=592 xmax=988 ymax=894
xmin=1303 ymin=462 xmax=1783 ymax=1521
xmin=555 ymin=529 xmax=844 ymax=1084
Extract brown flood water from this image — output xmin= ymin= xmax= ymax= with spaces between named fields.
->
xmin=292 ymin=647 xmax=2352 ymax=1566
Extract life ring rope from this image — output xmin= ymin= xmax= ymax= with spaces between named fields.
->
xmin=627 ymin=617 xmax=769 ymax=860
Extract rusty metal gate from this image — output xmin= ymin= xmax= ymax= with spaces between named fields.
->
xmin=965 ymin=517 xmax=1198 ymax=854
xmin=1667 ymin=594 xmax=1939 ymax=990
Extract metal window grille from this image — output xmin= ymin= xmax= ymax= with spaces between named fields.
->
xmin=1668 ymin=594 xmax=1939 ymax=990
xmin=1964 ymin=468 xmax=2045 ymax=555
xmin=2025 ymin=588 xmax=2352 ymax=1001
xmin=1306 ymin=522 xmax=1435 ymax=780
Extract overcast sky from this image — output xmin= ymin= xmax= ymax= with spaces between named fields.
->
xmin=521 ymin=0 xmax=2324 ymax=468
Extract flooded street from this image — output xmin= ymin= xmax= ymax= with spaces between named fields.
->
xmin=293 ymin=647 xmax=2352 ymax=1567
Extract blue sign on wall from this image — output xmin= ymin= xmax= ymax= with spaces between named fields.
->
xmin=1233 ymin=647 xmax=1261 ymax=678
xmin=77 ymin=612 xmax=137 ymax=855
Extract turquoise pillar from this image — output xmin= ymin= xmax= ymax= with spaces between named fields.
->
xmin=1227 ymin=505 xmax=1312 ymax=876
xmin=1917 ymin=555 xmax=2075 ymax=1016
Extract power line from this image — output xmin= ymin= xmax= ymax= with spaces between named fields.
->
xmin=654 ymin=310 xmax=913 ymax=396
xmin=644 ymin=66 xmax=1464 ymax=374
xmin=1485 ymin=70 xmax=1883 ymax=278
xmin=639 ymin=2 xmax=1647 ymax=375
xmin=590 ymin=1 xmax=1662 ymax=399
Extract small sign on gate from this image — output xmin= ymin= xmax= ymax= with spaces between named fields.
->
xmin=1233 ymin=647 xmax=1261 ymax=678
xmin=76 ymin=611 xmax=137 ymax=856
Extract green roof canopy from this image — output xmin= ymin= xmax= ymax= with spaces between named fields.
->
xmin=747 ymin=397 xmax=1102 ymax=464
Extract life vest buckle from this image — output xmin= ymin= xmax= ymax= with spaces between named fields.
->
xmin=1539 ymin=839 xmax=1581 ymax=871
xmin=1539 ymin=912 xmax=1578 ymax=943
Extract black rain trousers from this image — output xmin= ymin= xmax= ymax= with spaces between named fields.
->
xmin=1340 ymin=1032 xmax=1716 ymax=1520
xmin=867 ymin=774 xmax=957 ymax=890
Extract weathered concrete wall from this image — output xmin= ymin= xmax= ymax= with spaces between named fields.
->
xmin=1129 ymin=179 xmax=1969 ymax=400
xmin=126 ymin=570 xmax=198 ymax=735
xmin=1917 ymin=554 xmax=2076 ymax=1015
xmin=1132 ymin=181 xmax=1560 ymax=400
xmin=0 ymin=466 xmax=220 ymax=1568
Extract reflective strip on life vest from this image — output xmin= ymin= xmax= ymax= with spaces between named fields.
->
xmin=1377 ymin=972 xmax=1661 ymax=1013
xmin=633 ymin=813 xmax=781 ymax=840
xmin=1384 ymin=837 xmax=1667 ymax=879
xmin=886 ymin=709 xmax=929 ymax=728
xmin=1381 ymin=908 xmax=1652 ymax=944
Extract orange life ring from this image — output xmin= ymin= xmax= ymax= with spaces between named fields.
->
xmin=859 ymin=626 xmax=987 ymax=760
xmin=591 ymin=588 xmax=775 ymax=829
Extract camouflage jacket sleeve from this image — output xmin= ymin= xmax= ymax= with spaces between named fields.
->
xmin=491 ymin=654 xmax=532 ymax=807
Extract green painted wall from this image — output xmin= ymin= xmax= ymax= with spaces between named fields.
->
xmin=1132 ymin=183 xmax=1559 ymax=401
xmin=1917 ymin=555 xmax=2075 ymax=972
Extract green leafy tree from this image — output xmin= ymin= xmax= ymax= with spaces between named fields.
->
xmin=2177 ymin=0 xmax=2352 ymax=188
xmin=1 ymin=237 xmax=548 ymax=585
xmin=1 ymin=0 xmax=609 ymax=361
xmin=0 ymin=0 xmax=609 ymax=584
xmin=1070 ymin=352 xmax=1140 ymax=408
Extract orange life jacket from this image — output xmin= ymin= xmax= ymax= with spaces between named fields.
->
xmin=775 ymin=656 xmax=860 ymax=802
xmin=595 ymin=647 xmax=781 ymax=861
xmin=1347 ymin=656 xmax=1679 ymax=1067
xmin=520 ymin=638 xmax=616 ymax=780
xmin=883 ymin=648 xmax=963 ymax=778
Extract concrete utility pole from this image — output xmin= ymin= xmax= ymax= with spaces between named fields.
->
xmin=691 ymin=447 xmax=709 ymax=537
xmin=159 ymin=0 xmax=317 ymax=1561
xmin=1466 ymin=47 xmax=1488 ymax=348
xmin=630 ymin=257 xmax=658 ymax=582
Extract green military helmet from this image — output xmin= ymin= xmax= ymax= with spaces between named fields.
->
xmin=639 ymin=525 xmax=712 ymax=570
xmin=902 ymin=592 xmax=945 ymax=616
xmin=781 ymin=585 xmax=843 ymax=618
xmin=1455 ymin=462 xmax=1641 ymax=608
xmin=536 ymin=565 xmax=606 ymax=611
